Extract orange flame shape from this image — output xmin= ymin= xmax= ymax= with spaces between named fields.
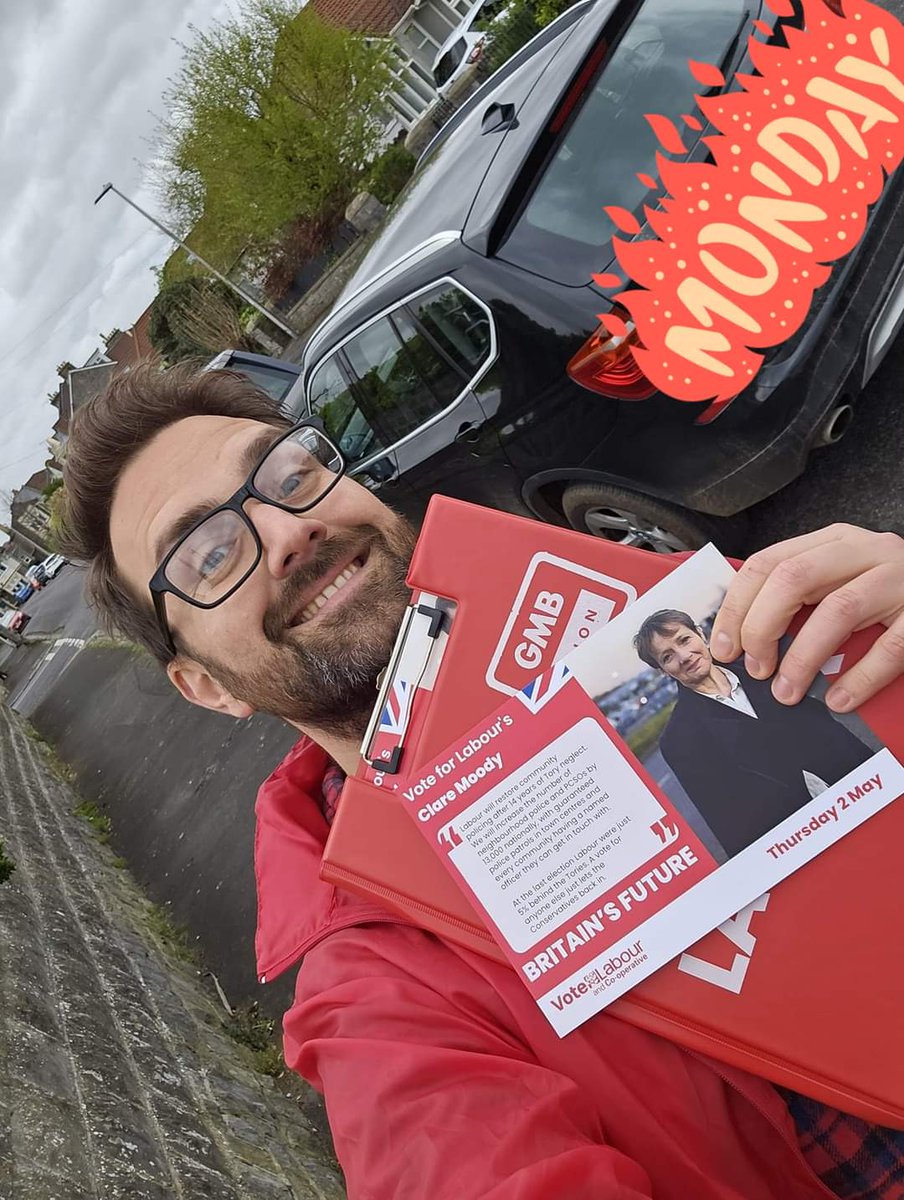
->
xmin=603 ymin=0 xmax=904 ymax=413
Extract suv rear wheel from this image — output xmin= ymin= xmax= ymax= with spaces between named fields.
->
xmin=561 ymin=482 xmax=746 ymax=555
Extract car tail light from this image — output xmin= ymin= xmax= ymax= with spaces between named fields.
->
xmin=567 ymin=308 xmax=656 ymax=400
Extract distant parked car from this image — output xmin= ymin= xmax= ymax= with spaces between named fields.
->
xmin=12 ymin=582 xmax=34 ymax=604
xmin=38 ymin=554 xmax=67 ymax=580
xmin=432 ymin=0 xmax=515 ymax=97
xmin=282 ymin=0 xmax=904 ymax=555
xmin=1 ymin=609 xmax=29 ymax=632
xmin=204 ymin=350 xmax=300 ymax=408
xmin=23 ymin=565 xmax=45 ymax=588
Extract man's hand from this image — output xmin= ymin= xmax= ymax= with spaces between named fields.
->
xmin=709 ymin=524 xmax=904 ymax=712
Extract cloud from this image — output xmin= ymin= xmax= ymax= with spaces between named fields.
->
xmin=0 ymin=0 xmax=235 ymax=519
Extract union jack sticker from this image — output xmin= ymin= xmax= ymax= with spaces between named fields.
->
xmin=515 ymin=661 xmax=572 ymax=714
xmin=367 ymin=679 xmax=412 ymax=770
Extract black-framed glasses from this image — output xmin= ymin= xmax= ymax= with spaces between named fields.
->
xmin=149 ymin=422 xmax=346 ymax=655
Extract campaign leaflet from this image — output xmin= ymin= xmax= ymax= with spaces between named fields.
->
xmin=396 ymin=545 xmax=904 ymax=1035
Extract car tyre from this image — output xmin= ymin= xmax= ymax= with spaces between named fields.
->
xmin=561 ymin=482 xmax=747 ymax=556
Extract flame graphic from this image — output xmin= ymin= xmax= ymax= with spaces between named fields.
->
xmin=599 ymin=0 xmax=904 ymax=414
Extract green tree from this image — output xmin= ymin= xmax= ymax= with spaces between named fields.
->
xmin=149 ymin=277 xmax=248 ymax=362
xmin=154 ymin=0 xmax=393 ymax=264
xmin=46 ymin=485 xmax=69 ymax=553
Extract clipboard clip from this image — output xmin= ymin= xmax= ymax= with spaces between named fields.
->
xmin=360 ymin=600 xmax=450 ymax=775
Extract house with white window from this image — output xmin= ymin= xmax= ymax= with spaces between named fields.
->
xmin=312 ymin=0 xmax=480 ymax=131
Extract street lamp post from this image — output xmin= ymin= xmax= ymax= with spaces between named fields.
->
xmin=94 ymin=182 xmax=296 ymax=338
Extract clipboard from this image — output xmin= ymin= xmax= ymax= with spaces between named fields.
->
xmin=323 ymin=496 xmax=904 ymax=1127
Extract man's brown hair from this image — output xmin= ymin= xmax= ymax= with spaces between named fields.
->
xmin=60 ymin=362 xmax=291 ymax=664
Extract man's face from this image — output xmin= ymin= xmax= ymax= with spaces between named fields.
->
xmin=648 ymin=623 xmax=713 ymax=689
xmin=109 ymin=415 xmax=415 ymax=738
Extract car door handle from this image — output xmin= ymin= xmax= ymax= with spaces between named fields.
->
xmin=455 ymin=422 xmax=482 ymax=444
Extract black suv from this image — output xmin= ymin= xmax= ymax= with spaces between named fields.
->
xmin=282 ymin=0 xmax=904 ymax=551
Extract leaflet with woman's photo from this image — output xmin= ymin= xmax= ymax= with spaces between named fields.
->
xmin=397 ymin=544 xmax=904 ymax=1035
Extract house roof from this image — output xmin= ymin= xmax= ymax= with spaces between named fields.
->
xmin=22 ymin=468 xmax=50 ymax=495
xmin=67 ymin=361 xmax=117 ymax=416
xmin=104 ymin=303 xmax=156 ymax=372
xmin=310 ymin=0 xmax=412 ymax=34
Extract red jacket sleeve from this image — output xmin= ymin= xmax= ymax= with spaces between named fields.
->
xmin=283 ymin=922 xmax=653 ymax=1200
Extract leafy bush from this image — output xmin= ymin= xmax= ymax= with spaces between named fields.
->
xmin=367 ymin=144 xmax=416 ymax=206
xmin=479 ymin=0 xmax=572 ymax=75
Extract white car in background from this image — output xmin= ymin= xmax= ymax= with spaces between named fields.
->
xmin=431 ymin=0 xmax=514 ymax=96
xmin=38 ymin=554 xmax=67 ymax=580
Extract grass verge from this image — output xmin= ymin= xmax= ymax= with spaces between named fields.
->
xmin=0 ymin=839 xmax=15 ymax=885
xmin=225 ymin=1003 xmax=285 ymax=1077
xmin=625 ymin=702 xmax=676 ymax=764
xmin=145 ymin=900 xmax=202 ymax=968
xmin=73 ymin=799 xmax=112 ymax=844
xmin=23 ymin=724 xmax=78 ymax=785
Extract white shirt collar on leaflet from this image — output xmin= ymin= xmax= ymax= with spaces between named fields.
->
xmin=701 ymin=667 xmax=758 ymax=718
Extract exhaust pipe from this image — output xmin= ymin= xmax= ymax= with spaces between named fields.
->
xmin=815 ymin=402 xmax=854 ymax=448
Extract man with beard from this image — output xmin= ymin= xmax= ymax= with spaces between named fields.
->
xmin=632 ymin=610 xmax=873 ymax=857
xmin=61 ymin=364 xmax=904 ymax=1200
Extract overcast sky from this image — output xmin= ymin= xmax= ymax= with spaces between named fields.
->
xmin=0 ymin=0 xmax=237 ymax=522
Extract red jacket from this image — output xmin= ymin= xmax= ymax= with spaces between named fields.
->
xmin=255 ymin=738 xmax=834 ymax=1200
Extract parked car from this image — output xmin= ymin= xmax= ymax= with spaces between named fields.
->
xmin=1 ymin=609 xmax=29 ymax=632
xmin=38 ymin=554 xmax=67 ymax=580
xmin=204 ymin=350 xmax=300 ymax=408
xmin=12 ymin=582 xmax=34 ymax=604
xmin=275 ymin=0 xmax=904 ymax=553
xmin=432 ymin=0 xmax=517 ymax=97
xmin=23 ymin=565 xmax=45 ymax=588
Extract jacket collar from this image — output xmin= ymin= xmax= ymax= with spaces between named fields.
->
xmin=254 ymin=736 xmax=332 ymax=982
xmin=253 ymin=735 xmax=399 ymax=983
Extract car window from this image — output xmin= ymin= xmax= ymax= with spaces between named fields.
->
xmin=343 ymin=313 xmax=465 ymax=446
xmin=408 ymin=285 xmax=492 ymax=374
xmin=232 ymin=361 xmax=297 ymax=404
xmin=307 ymin=357 xmax=387 ymax=464
xmin=498 ymin=0 xmax=749 ymax=285
xmin=435 ymin=37 xmax=467 ymax=86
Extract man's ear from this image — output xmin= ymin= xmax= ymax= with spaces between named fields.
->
xmin=166 ymin=657 xmax=254 ymax=719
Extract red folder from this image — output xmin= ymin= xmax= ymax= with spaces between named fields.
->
xmin=322 ymin=497 xmax=904 ymax=1127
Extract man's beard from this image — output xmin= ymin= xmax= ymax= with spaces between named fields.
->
xmin=193 ymin=518 xmax=417 ymax=740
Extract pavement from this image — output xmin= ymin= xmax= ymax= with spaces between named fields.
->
xmin=4 ymin=332 xmax=903 ymax=1023
xmin=0 ymin=700 xmax=343 ymax=1198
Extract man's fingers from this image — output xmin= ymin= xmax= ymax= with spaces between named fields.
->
xmin=711 ymin=526 xmax=851 ymax=663
xmin=768 ymin=565 xmax=898 ymax=704
xmin=825 ymin=614 xmax=904 ymax=712
xmin=715 ymin=536 xmax=875 ymax=676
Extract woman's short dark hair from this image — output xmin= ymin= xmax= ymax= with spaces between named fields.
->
xmin=633 ymin=609 xmax=698 ymax=670
xmin=60 ymin=360 xmax=290 ymax=665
